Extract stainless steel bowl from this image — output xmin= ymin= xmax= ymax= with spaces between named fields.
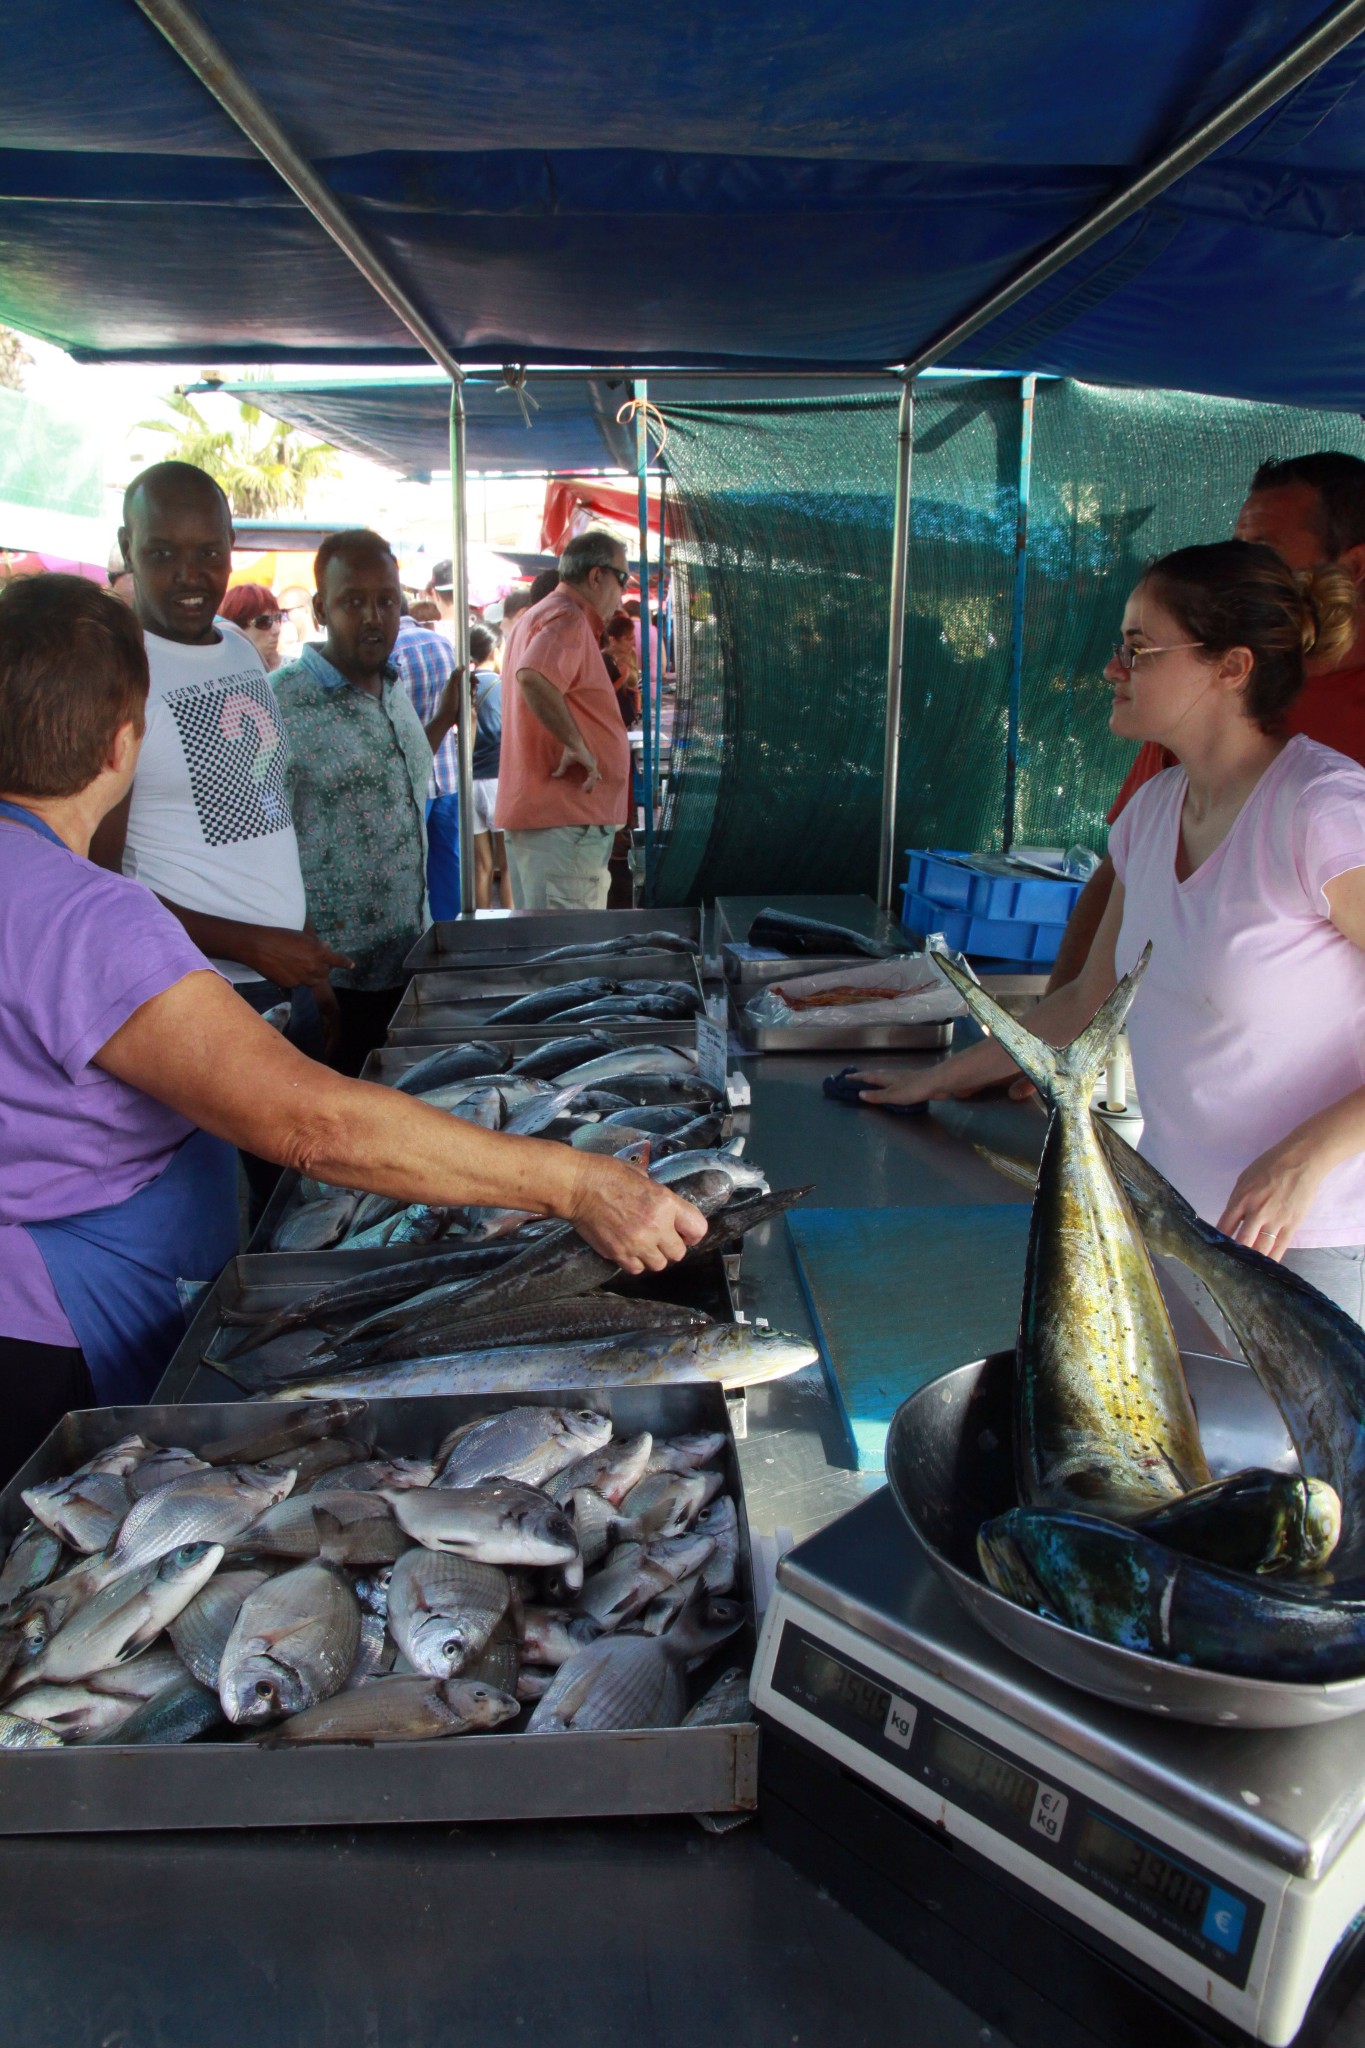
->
xmin=885 ymin=1351 xmax=1365 ymax=1728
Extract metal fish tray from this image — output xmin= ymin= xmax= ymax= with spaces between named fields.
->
xmin=716 ymin=893 xmax=911 ymax=990
xmin=359 ymin=1034 xmax=720 ymax=1095
xmin=885 ymin=1350 xmax=1365 ymax=1729
xmin=727 ymin=990 xmax=954 ymax=1055
xmin=156 ymin=1243 xmax=741 ymax=1404
xmin=0 ymin=1389 xmax=757 ymax=1834
xmin=403 ymin=907 xmax=702 ymax=975
xmin=387 ymin=962 xmax=707 ymax=1047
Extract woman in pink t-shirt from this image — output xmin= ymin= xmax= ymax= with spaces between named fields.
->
xmin=855 ymin=540 xmax=1365 ymax=1320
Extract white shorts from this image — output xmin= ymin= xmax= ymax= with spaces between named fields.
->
xmin=472 ymin=778 xmax=500 ymax=835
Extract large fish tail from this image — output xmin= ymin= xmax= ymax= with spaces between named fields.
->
xmin=933 ymin=944 xmax=1151 ymax=1105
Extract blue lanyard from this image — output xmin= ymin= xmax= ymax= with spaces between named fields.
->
xmin=0 ymin=797 xmax=67 ymax=850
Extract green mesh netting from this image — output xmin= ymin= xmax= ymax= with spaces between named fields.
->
xmin=654 ymin=380 xmax=1365 ymax=905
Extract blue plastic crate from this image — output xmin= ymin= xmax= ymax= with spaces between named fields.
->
xmin=900 ymin=885 xmax=1068 ymax=967
xmin=903 ymin=849 xmax=1083 ymax=924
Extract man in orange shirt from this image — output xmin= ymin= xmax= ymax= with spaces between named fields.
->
xmin=494 ymin=528 xmax=632 ymax=910
xmin=1047 ymin=450 xmax=1365 ymax=989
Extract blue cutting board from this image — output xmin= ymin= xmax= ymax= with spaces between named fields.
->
xmin=787 ymin=1205 xmax=1030 ymax=1472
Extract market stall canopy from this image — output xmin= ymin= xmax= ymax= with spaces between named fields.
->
xmin=6 ymin=2 xmax=1365 ymax=405
xmin=211 ymin=374 xmax=886 ymax=478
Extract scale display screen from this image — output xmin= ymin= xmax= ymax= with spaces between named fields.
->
xmin=926 ymin=1720 xmax=1039 ymax=1828
xmin=1075 ymin=1813 xmax=1210 ymax=1929
xmin=794 ymin=1639 xmax=892 ymax=1730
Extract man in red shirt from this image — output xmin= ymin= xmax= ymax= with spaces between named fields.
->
xmin=494 ymin=528 xmax=632 ymax=910
xmin=1047 ymin=450 xmax=1365 ymax=989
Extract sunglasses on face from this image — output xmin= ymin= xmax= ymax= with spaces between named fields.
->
xmin=248 ymin=612 xmax=286 ymax=631
xmin=598 ymin=565 xmax=629 ymax=587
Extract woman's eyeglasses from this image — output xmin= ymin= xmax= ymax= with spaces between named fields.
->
xmin=249 ymin=612 xmax=286 ymax=631
xmin=1111 ymin=639 xmax=1204 ymax=673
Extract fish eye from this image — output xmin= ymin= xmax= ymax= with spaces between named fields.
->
xmin=442 ymin=1637 xmax=463 ymax=1659
xmin=254 ymin=1679 xmax=275 ymax=1700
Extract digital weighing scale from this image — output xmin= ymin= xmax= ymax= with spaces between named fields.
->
xmin=752 ymin=1489 xmax=1365 ymax=2048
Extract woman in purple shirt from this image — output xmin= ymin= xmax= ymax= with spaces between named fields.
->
xmin=0 ymin=577 xmax=706 ymax=1478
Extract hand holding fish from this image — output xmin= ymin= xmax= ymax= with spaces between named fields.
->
xmin=564 ymin=1156 xmax=709 ymax=1274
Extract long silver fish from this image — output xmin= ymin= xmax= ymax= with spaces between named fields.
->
xmin=387 ymin=1551 xmax=511 ymax=1678
xmin=111 ymin=1465 xmax=297 ymax=1574
xmin=523 ymin=933 xmax=695 ymax=965
xmin=935 ymin=950 xmax=1209 ymax=1518
xmin=433 ymin=1408 xmax=612 ymax=1490
xmin=167 ymin=1568 xmax=270 ymax=1688
xmin=271 ymin=1192 xmax=359 ymax=1251
xmin=268 ymin=1675 xmax=518 ymax=1744
xmin=393 ymin=1042 xmax=509 ymax=1094
xmin=555 ymin=1044 xmax=699 ymax=1087
xmin=266 ymin=1324 xmax=818 ymax=1401
xmin=12 ymin=1542 xmax=223 ymax=1689
xmin=379 ymin=1481 xmax=578 ymax=1568
xmin=218 ymin=1561 xmax=361 ymax=1725
xmin=527 ymin=1589 xmax=742 ymax=1732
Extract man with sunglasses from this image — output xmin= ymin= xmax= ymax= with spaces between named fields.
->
xmin=1043 ymin=450 xmax=1365 ymax=997
xmin=494 ymin=528 xmax=632 ymax=910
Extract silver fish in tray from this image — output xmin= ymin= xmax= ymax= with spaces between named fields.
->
xmin=433 ymin=1407 xmax=611 ymax=1490
xmin=0 ymin=1709 xmax=63 ymax=1749
xmin=547 ymin=1432 xmax=654 ymax=1507
xmin=695 ymin=1495 xmax=739 ymax=1596
xmin=111 ymin=1465 xmax=296 ymax=1575
xmin=527 ymin=1588 xmax=742 ymax=1732
xmin=13 ymin=1542 xmax=223 ymax=1688
xmin=682 ymin=1664 xmax=754 ymax=1728
xmin=268 ymin=1675 xmax=518 ymax=1745
xmin=6 ymin=1683 xmax=146 ymax=1743
xmin=93 ymin=1670 xmax=225 ymax=1746
xmin=0 ymin=1523 xmax=65 ymax=1612
xmin=218 ymin=1560 xmax=362 ymax=1725
xmin=387 ymin=1551 xmax=511 ymax=1679
xmin=21 ymin=1437 xmax=151 ymax=1552
xmin=618 ymin=1469 xmax=723 ymax=1540
xmin=517 ymin=1606 xmax=604 ymax=1667
xmin=236 ymin=1493 xmax=406 ymax=1566
xmin=167 ymin=1569 xmax=270 ymax=1688
xmin=379 ymin=1481 xmax=578 ymax=1569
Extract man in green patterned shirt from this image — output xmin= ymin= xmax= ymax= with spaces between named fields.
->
xmin=274 ymin=530 xmax=460 ymax=1074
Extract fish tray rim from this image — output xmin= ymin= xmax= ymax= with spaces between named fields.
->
xmin=0 ymin=1390 xmax=757 ymax=1833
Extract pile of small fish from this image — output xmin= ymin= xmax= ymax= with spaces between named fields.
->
xmin=0 ymin=1403 xmax=749 ymax=1749
xmin=935 ymin=953 xmax=1365 ymax=1686
xmin=271 ymin=1038 xmax=726 ymax=1252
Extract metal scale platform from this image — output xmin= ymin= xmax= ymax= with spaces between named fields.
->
xmin=752 ymin=1489 xmax=1365 ymax=2048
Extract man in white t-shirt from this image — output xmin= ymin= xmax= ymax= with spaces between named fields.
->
xmin=91 ymin=463 xmax=350 ymax=1051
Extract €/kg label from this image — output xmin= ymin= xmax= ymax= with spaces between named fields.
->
xmin=696 ymin=1014 xmax=728 ymax=1096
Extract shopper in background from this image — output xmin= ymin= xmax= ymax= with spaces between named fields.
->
xmin=220 ymin=581 xmax=286 ymax=673
xmin=394 ymin=591 xmax=461 ymax=921
xmin=501 ymin=585 xmax=533 ymax=633
xmin=426 ymin=559 xmax=458 ymax=642
xmin=495 ymin=529 xmax=631 ymax=910
xmin=603 ymin=608 xmax=642 ymax=726
xmin=92 ymin=462 xmax=346 ymax=1057
xmin=274 ymin=529 xmax=461 ymax=1076
xmin=0 ymin=574 xmax=706 ymax=1477
xmin=467 ymin=623 xmax=511 ymax=909
xmin=1047 ymin=450 xmax=1365 ymax=995
xmin=106 ymin=542 xmax=135 ymax=607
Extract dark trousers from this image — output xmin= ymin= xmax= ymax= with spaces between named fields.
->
xmin=0 ymin=1336 xmax=97 ymax=1486
xmin=332 ymin=987 xmax=406 ymax=1079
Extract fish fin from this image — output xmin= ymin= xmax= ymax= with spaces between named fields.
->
xmin=972 ymin=1144 xmax=1038 ymax=1192
xmin=311 ymin=1507 xmax=352 ymax=1566
xmin=933 ymin=945 xmax=1150 ymax=1104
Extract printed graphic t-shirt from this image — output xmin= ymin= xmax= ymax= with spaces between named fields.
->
xmin=123 ymin=624 xmax=308 ymax=982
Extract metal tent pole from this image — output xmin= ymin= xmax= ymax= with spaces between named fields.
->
xmin=654 ymin=471 xmax=667 ymax=821
xmin=635 ymin=380 xmax=655 ymax=904
xmin=449 ymin=382 xmax=476 ymax=917
xmin=877 ymin=378 xmax=915 ymax=914
xmin=1002 ymin=373 xmax=1037 ymax=856
xmin=903 ymin=0 xmax=1365 ymax=377
xmin=132 ymin=0 xmax=464 ymax=383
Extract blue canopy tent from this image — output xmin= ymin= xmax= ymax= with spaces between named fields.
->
xmin=7 ymin=0 xmax=1365 ymax=903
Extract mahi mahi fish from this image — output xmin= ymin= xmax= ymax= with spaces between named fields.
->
xmin=933 ymin=949 xmax=1209 ymax=1519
